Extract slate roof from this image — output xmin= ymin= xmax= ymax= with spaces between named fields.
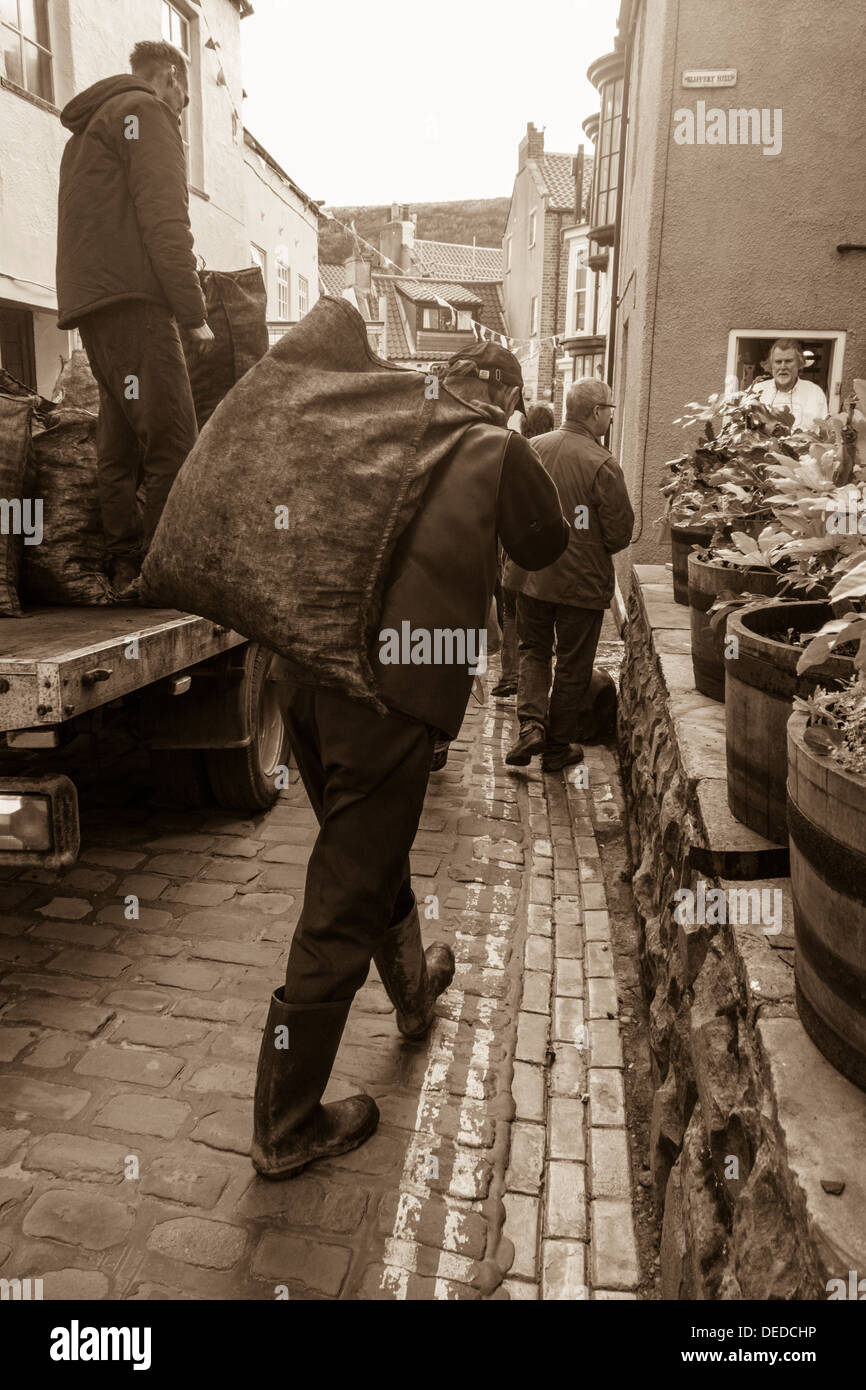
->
xmin=394 ymin=280 xmax=482 ymax=307
xmin=414 ymin=239 xmax=504 ymax=279
xmin=243 ymin=128 xmax=320 ymax=215
xmin=317 ymin=264 xmax=506 ymax=363
xmin=462 ymin=280 xmax=506 ymax=337
xmin=528 ymin=152 xmax=594 ymax=214
xmin=319 ymin=263 xmax=345 ymax=298
xmin=377 ymin=278 xmax=411 ymax=359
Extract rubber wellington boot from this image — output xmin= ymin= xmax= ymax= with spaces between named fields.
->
xmin=250 ymin=990 xmax=378 ymax=1180
xmin=374 ymin=897 xmax=455 ymax=1041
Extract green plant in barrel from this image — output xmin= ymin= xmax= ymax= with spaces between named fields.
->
xmin=702 ymin=385 xmax=866 ymax=631
xmin=795 ymin=553 xmax=866 ymax=775
xmin=660 ymin=389 xmax=795 ymax=532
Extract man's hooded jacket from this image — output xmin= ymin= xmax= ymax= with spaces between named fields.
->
xmin=56 ymin=75 xmax=206 ymax=330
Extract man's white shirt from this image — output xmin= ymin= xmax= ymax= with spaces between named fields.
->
xmin=753 ymin=376 xmax=829 ymax=430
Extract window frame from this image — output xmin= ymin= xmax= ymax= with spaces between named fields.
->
xmin=250 ymin=243 xmax=267 ymax=280
xmin=724 ymin=329 xmax=846 ymax=411
xmin=1 ymin=0 xmax=53 ymax=102
xmin=161 ymin=2 xmax=191 ymax=164
xmin=298 ymin=274 xmax=309 ymax=319
xmin=276 ymin=258 xmax=291 ymax=319
xmin=594 ymin=76 xmax=623 ymax=228
xmin=421 ymin=305 xmax=456 ymax=331
xmin=528 ymin=208 xmax=537 ymax=250
xmin=160 ymin=0 xmax=204 ymax=186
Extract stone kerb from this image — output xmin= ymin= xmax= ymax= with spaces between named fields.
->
xmin=618 ymin=564 xmax=866 ymax=1300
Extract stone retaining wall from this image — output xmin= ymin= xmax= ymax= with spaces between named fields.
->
xmin=618 ymin=565 xmax=866 ymax=1300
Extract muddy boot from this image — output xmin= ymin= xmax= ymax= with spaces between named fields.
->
xmin=250 ymin=990 xmax=378 ymax=1180
xmin=374 ymin=896 xmax=455 ymax=1040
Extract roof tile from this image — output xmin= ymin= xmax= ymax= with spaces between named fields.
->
xmin=414 ymin=239 xmax=503 ymax=279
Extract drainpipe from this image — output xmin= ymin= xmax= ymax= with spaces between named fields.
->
xmin=551 ymin=209 xmax=564 ymax=404
xmin=605 ymin=23 xmax=634 ymax=392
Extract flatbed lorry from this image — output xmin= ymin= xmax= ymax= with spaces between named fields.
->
xmin=0 ymin=605 xmax=291 ymax=869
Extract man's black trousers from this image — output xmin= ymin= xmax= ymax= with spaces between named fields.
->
xmin=516 ymin=594 xmax=605 ymax=747
xmin=78 ymin=299 xmax=197 ymax=562
xmin=279 ymin=686 xmax=434 ymax=1005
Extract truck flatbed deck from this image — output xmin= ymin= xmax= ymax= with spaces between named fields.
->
xmin=0 ymin=606 xmax=245 ymax=733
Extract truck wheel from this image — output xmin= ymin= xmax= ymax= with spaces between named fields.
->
xmin=205 ymin=645 xmax=290 ymax=812
xmin=150 ymin=749 xmax=213 ymax=808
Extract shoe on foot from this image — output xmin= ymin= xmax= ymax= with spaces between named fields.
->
xmin=542 ymin=741 xmax=585 ymax=773
xmin=491 ymin=678 xmax=518 ymax=698
xmin=430 ymin=738 xmax=450 ymax=771
xmin=505 ymin=721 xmax=547 ymax=766
xmin=251 ymin=990 xmax=378 ymax=1180
xmin=374 ymin=895 xmax=455 ymax=1040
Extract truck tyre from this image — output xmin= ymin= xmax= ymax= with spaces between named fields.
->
xmin=150 ymin=749 xmax=213 ymax=809
xmin=205 ymin=644 xmax=290 ymax=812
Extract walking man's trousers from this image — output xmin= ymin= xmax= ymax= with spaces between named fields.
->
xmin=279 ymin=686 xmax=434 ymax=1004
xmin=516 ymin=594 xmax=604 ymax=746
xmin=78 ymin=299 xmax=198 ymax=562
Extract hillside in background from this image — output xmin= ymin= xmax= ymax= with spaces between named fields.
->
xmin=319 ymin=198 xmax=511 ymax=265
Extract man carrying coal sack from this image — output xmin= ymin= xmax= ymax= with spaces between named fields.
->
xmin=56 ymin=39 xmax=214 ymax=600
xmin=251 ymin=341 xmax=570 ymax=1179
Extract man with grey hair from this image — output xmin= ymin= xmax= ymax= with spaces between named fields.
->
xmin=504 ymin=376 xmax=634 ymax=771
xmin=57 ymin=39 xmax=214 ymax=600
xmin=752 ymin=339 xmax=828 ymax=429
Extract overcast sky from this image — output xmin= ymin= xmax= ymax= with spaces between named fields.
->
xmin=240 ymin=0 xmax=621 ymax=208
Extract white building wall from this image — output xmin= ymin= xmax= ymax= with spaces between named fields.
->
xmin=0 ymin=0 xmax=249 ymax=395
xmin=243 ymin=145 xmax=319 ymax=327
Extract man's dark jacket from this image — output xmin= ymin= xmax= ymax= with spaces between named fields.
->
xmin=375 ymin=417 xmax=570 ymax=738
xmin=505 ymin=420 xmax=634 ymax=608
xmin=56 ymin=75 xmax=206 ymax=330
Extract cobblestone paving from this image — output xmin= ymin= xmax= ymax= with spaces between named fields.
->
xmin=0 ymin=657 xmax=639 ymax=1301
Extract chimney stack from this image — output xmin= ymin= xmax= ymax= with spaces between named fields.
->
xmin=518 ymin=121 xmax=545 ymax=171
xmin=379 ymin=204 xmax=416 ymax=273
xmin=344 ymin=254 xmax=371 ymax=290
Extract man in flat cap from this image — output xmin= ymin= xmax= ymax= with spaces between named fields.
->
xmin=504 ymin=376 xmax=633 ymax=773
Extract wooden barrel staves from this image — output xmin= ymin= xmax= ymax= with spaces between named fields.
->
xmin=687 ymin=553 xmax=783 ymax=702
xmin=788 ymin=710 xmax=866 ymax=1091
xmin=670 ymin=521 xmax=715 ymax=605
xmin=725 ymin=600 xmax=851 ymax=843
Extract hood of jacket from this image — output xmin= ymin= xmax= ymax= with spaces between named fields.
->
xmin=60 ymin=75 xmax=156 ymax=133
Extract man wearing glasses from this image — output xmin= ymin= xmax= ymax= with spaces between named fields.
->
xmin=56 ymin=40 xmax=213 ymax=601
xmin=504 ymin=377 xmax=634 ymax=772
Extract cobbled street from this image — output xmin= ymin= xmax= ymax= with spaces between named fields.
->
xmin=0 ymin=635 xmax=647 ymax=1301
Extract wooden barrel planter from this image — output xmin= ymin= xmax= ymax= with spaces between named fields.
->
xmin=726 ymin=600 xmax=852 ymax=843
xmin=687 ymin=553 xmax=783 ymax=702
xmin=788 ymin=709 xmax=866 ymax=1091
xmin=670 ymin=521 xmax=715 ymax=605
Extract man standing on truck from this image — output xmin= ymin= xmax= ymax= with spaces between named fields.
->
xmin=56 ymin=40 xmax=214 ymax=600
xmin=251 ymin=342 xmax=571 ymax=1180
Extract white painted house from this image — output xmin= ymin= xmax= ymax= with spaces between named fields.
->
xmin=0 ymin=0 xmax=318 ymax=394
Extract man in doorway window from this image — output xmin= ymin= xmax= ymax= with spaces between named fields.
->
xmin=56 ymin=40 xmax=214 ymax=600
xmin=751 ymin=338 xmax=828 ymax=430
